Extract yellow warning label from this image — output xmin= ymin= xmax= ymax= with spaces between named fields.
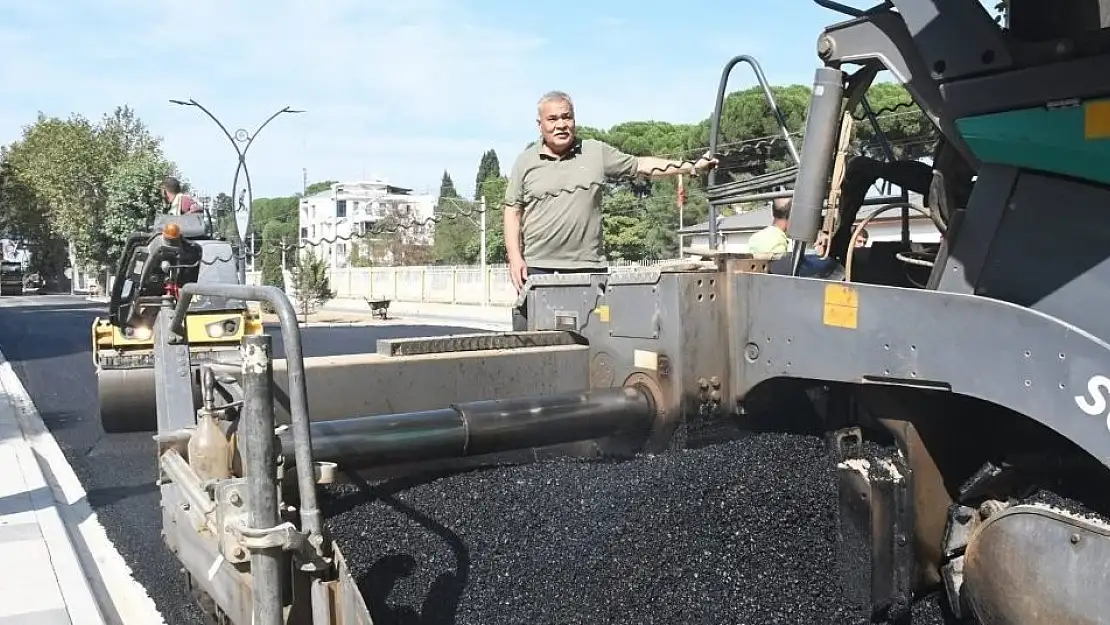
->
xmin=822 ymin=284 xmax=858 ymax=329
xmin=595 ymin=305 xmax=610 ymax=323
xmin=1084 ymin=99 xmax=1110 ymax=140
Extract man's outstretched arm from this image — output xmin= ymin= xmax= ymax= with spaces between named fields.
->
xmin=635 ymin=152 xmax=717 ymax=178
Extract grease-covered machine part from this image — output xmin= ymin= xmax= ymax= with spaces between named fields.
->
xmin=961 ymin=501 xmax=1110 ymax=625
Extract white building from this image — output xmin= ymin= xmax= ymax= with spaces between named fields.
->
xmin=298 ymin=179 xmax=437 ymax=268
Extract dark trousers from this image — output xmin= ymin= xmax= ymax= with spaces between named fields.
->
xmin=512 ymin=267 xmax=597 ymax=331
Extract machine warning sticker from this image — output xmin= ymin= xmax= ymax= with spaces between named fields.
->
xmin=633 ymin=349 xmax=658 ymax=371
xmin=595 ymin=305 xmax=610 ymax=323
xmin=1084 ymin=99 xmax=1110 ymax=140
xmin=822 ymin=284 xmax=858 ymax=329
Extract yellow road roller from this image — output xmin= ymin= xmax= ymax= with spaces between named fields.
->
xmin=93 ymin=213 xmax=263 ymax=433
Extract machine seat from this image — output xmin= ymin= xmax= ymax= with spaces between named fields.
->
xmin=152 ymin=213 xmax=209 ymax=239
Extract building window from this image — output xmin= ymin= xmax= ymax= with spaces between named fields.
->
xmin=300 ymin=227 xmax=308 ymax=238
xmin=336 ymin=200 xmax=347 ymax=218
xmin=352 ymin=200 xmax=360 ymax=214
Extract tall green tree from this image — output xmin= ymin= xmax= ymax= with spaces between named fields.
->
xmin=213 ymin=192 xmax=236 ymax=241
xmin=3 ymin=107 xmax=178 ymax=271
xmin=475 ymin=150 xmax=500 ymax=197
xmin=99 ymin=151 xmax=176 ymax=265
xmin=260 ymin=221 xmax=287 ymax=288
xmin=436 ymin=171 xmax=458 ymax=213
xmin=0 ymin=151 xmax=66 ymax=282
xmin=477 ymin=176 xmax=508 ymax=263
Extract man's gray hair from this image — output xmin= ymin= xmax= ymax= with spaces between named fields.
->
xmin=537 ymin=90 xmax=573 ymax=112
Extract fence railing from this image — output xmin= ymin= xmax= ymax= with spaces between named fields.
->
xmin=246 ymin=260 xmax=663 ymax=307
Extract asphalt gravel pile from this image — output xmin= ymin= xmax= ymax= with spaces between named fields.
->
xmin=322 ymin=430 xmax=950 ymax=625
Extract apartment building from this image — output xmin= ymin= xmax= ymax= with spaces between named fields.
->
xmin=298 ymin=179 xmax=436 ymax=268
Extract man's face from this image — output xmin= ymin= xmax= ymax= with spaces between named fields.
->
xmin=855 ymin=236 xmax=868 ymax=248
xmin=537 ymin=99 xmax=575 ymax=153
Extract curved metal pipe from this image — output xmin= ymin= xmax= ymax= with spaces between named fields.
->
xmin=170 ymin=284 xmax=322 ymax=554
xmin=707 ymin=54 xmax=801 ymax=249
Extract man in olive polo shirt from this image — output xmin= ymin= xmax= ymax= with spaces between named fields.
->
xmin=503 ymin=90 xmax=717 ymax=330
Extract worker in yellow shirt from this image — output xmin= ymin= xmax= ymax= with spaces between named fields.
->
xmin=747 ymin=197 xmax=792 ymax=256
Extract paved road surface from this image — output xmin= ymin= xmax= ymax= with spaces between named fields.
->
xmin=0 ymin=295 xmax=482 ymax=624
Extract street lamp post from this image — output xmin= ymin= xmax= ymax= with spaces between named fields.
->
xmin=169 ymin=99 xmax=304 ymax=284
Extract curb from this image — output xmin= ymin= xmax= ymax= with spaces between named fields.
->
xmin=0 ymin=349 xmax=165 ymax=625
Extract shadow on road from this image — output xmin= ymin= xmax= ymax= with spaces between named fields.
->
xmin=0 ymin=306 xmax=103 ymax=362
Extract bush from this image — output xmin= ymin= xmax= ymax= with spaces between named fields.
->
xmin=290 ymin=251 xmax=334 ymax=317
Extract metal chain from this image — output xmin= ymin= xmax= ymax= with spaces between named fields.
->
xmin=851 ymin=100 xmax=919 ymax=121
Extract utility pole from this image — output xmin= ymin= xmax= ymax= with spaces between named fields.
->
xmin=677 ymin=174 xmax=686 ymax=256
xmin=168 ymin=99 xmax=304 ymax=284
xmin=479 ymin=195 xmax=488 ymax=306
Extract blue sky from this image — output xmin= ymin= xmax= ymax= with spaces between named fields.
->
xmin=0 ymin=1 xmax=880 ymax=199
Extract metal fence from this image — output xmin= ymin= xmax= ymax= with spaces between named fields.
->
xmin=246 ymin=260 xmax=662 ymax=307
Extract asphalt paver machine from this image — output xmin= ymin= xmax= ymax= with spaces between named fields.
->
xmin=146 ymin=1 xmax=1110 ymax=623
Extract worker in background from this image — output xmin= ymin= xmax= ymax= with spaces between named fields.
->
xmin=162 ymin=176 xmax=203 ymax=215
xmin=747 ymin=197 xmax=792 ymax=256
xmin=751 ymin=197 xmax=845 ymax=279
xmin=503 ymin=90 xmax=718 ymax=331
xmin=855 ymin=228 xmax=869 ymax=248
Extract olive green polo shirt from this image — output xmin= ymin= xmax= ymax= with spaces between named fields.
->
xmin=504 ymin=138 xmax=638 ymax=269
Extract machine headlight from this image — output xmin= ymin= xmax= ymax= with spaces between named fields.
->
xmin=124 ymin=326 xmax=152 ymax=340
xmin=205 ymin=319 xmax=239 ymax=338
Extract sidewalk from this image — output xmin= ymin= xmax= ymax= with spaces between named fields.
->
xmin=319 ymin=298 xmax=513 ymax=331
xmin=0 ymin=368 xmax=104 ymax=624
xmin=0 ymin=349 xmax=164 ymax=625
xmin=87 ymin=295 xmax=514 ymax=331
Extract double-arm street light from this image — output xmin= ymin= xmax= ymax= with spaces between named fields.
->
xmin=169 ymin=99 xmax=304 ymax=282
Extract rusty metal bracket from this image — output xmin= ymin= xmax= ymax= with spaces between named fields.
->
xmin=234 ymin=521 xmax=305 ymax=552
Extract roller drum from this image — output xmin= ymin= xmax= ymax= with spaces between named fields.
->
xmin=97 ymin=367 xmax=160 ymax=433
xmin=97 ymin=365 xmax=202 ymax=433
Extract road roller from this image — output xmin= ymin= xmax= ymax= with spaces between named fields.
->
xmin=93 ymin=211 xmax=261 ymax=433
xmin=143 ymin=1 xmax=1110 ymax=623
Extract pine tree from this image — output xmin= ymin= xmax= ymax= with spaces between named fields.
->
xmin=475 ymin=150 xmax=501 ymax=198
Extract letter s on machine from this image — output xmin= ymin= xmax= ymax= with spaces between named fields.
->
xmin=1075 ymin=374 xmax=1110 ymax=433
